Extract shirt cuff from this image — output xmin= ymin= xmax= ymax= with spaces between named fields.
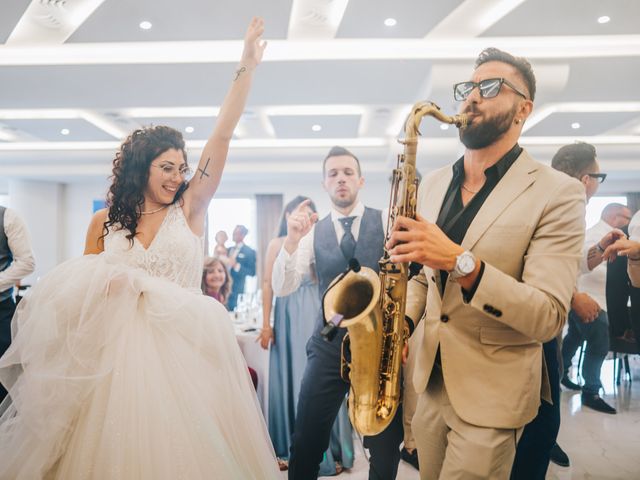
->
xmin=404 ymin=316 xmax=415 ymax=336
xmin=461 ymin=261 xmax=486 ymax=303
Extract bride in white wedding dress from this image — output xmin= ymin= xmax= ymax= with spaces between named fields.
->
xmin=0 ymin=17 xmax=279 ymax=480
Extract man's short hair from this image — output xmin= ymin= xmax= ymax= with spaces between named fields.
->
xmin=323 ymin=146 xmax=361 ymax=177
xmin=235 ymin=225 xmax=248 ymax=236
xmin=601 ymin=203 xmax=628 ymax=219
xmin=551 ymin=142 xmax=598 ymax=180
xmin=475 ymin=47 xmax=537 ymax=101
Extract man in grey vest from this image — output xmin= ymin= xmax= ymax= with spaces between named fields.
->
xmin=272 ymin=146 xmax=404 ymax=479
xmin=0 ymin=206 xmax=35 ymax=400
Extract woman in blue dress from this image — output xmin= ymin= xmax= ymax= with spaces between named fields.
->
xmin=260 ymin=196 xmax=354 ymax=474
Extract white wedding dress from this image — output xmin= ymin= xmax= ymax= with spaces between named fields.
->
xmin=0 ymin=203 xmax=279 ymax=479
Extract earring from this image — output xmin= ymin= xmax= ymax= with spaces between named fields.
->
xmin=515 ymin=119 xmax=521 ymax=124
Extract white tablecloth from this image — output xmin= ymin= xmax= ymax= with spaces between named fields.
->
xmin=235 ymin=327 xmax=270 ymax=424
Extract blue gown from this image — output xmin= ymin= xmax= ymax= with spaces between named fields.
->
xmin=267 ymin=274 xmax=354 ymax=475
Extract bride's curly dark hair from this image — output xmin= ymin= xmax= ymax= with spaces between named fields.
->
xmin=103 ymin=126 xmax=189 ymax=244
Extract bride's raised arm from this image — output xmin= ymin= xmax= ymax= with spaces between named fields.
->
xmin=185 ymin=17 xmax=266 ymax=222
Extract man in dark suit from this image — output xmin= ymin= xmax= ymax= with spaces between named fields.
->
xmin=227 ymin=225 xmax=256 ymax=311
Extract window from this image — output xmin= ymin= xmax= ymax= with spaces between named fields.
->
xmin=207 ymin=197 xmax=257 ymax=292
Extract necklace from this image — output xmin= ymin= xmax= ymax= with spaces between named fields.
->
xmin=140 ymin=204 xmax=169 ymax=215
xmin=461 ymin=184 xmax=479 ymax=195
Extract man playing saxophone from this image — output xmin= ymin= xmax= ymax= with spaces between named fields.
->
xmin=272 ymin=146 xmax=404 ymax=479
xmin=386 ymin=48 xmax=586 ymax=479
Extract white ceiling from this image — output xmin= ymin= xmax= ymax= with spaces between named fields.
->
xmin=0 ymin=0 xmax=639 ymax=194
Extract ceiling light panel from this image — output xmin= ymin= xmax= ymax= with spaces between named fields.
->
xmin=0 ymin=118 xmax=116 ymax=142
xmin=269 ymin=115 xmax=361 ymax=138
xmin=524 ymin=111 xmax=640 ymax=137
xmin=131 ymin=117 xmax=217 ymax=137
xmin=339 ymin=0 xmax=460 ymax=38
xmin=483 ymin=0 xmax=637 ymax=36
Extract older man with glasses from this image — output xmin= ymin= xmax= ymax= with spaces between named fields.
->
xmin=390 ymin=48 xmax=586 ymax=479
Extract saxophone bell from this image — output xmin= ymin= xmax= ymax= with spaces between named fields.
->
xmin=320 ymin=258 xmax=362 ymax=342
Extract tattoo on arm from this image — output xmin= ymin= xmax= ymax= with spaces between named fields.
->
xmin=587 ymin=246 xmax=598 ymax=260
xmin=197 ymin=157 xmax=211 ymax=180
xmin=234 ymin=66 xmax=247 ymax=81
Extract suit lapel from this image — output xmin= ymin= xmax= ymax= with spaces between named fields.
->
xmin=461 ymin=150 xmax=538 ymax=251
xmin=422 ymin=167 xmax=453 ymax=298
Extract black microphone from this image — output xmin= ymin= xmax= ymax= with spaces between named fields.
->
xmin=348 ymin=258 xmax=361 ymax=273
xmin=321 ymin=258 xmax=361 ymax=342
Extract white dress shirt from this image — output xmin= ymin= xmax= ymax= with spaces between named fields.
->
xmin=629 ymin=210 xmax=640 ymax=241
xmin=577 ymin=219 xmax=612 ymax=311
xmin=272 ymin=202 xmax=386 ymax=297
xmin=230 ymin=242 xmax=244 ymax=272
xmin=0 ymin=208 xmax=36 ymax=294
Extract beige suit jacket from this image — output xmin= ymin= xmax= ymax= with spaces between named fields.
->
xmin=406 ymin=149 xmax=585 ymax=429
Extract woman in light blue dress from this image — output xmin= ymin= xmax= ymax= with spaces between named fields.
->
xmin=260 ymin=196 xmax=354 ymax=474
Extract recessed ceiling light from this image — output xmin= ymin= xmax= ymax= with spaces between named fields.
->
xmin=597 ymin=16 xmax=610 ymax=24
xmin=311 ymin=124 xmax=322 ymax=132
xmin=571 ymin=122 xmax=581 ymax=129
xmin=440 ymin=124 xmax=450 ymax=131
xmin=384 ymin=18 xmax=397 ymax=27
xmin=185 ymin=126 xmax=194 ymax=133
xmin=60 ymin=128 xmax=70 ymax=135
xmin=139 ymin=21 xmax=152 ymax=30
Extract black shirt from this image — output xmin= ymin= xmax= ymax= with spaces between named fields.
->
xmin=436 ymin=143 xmax=523 ymax=298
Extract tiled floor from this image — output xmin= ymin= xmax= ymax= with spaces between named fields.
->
xmin=548 ymin=355 xmax=640 ymax=480
xmin=280 ymin=355 xmax=640 ymax=479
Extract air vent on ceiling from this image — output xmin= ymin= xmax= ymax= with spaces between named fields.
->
xmin=32 ymin=0 xmax=67 ymax=30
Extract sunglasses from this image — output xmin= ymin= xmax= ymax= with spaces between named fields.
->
xmin=585 ymin=173 xmax=607 ymax=184
xmin=453 ymin=77 xmax=528 ymax=101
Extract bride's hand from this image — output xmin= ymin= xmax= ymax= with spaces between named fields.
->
xmin=241 ymin=17 xmax=267 ymax=69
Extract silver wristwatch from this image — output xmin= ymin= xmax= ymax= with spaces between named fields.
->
xmin=449 ymin=251 xmax=476 ymax=280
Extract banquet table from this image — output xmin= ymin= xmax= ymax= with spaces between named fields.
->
xmin=234 ymin=317 xmax=270 ymax=424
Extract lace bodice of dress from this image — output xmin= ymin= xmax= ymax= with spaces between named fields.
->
xmin=103 ymin=203 xmax=204 ymax=290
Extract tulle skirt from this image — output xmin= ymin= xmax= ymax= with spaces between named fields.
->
xmin=0 ymin=253 xmax=279 ymax=479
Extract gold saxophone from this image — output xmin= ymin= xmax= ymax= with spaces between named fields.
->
xmin=323 ymin=101 xmax=467 ymax=436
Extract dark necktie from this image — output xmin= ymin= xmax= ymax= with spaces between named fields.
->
xmin=339 ymin=216 xmax=357 ymax=260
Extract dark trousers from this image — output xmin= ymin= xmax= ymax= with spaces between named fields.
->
xmin=289 ymin=333 xmax=403 ymax=480
xmin=562 ymin=309 xmax=609 ymax=394
xmin=510 ymin=339 xmax=561 ymax=480
xmin=0 ymin=296 xmax=16 ymax=401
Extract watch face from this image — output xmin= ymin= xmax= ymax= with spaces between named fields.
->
xmin=458 ymin=252 xmax=476 ymax=275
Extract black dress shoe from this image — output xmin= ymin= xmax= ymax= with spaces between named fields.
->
xmin=401 ymin=447 xmax=419 ymax=470
xmin=549 ymin=443 xmax=570 ymax=467
xmin=581 ymin=393 xmax=617 ymax=414
xmin=560 ymin=376 xmax=582 ymax=391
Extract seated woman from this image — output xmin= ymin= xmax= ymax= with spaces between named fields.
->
xmin=202 ymin=256 xmax=232 ymax=309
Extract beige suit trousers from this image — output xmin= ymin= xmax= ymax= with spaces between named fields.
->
xmin=412 ymin=366 xmax=523 ymax=479
xmin=402 ymin=322 xmax=423 ymax=450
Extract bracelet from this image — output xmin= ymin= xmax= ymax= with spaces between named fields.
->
xmin=596 ymin=243 xmax=605 ymax=253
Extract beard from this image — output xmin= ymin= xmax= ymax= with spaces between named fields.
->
xmin=331 ymin=191 xmax=356 ymax=209
xmin=459 ymin=104 xmax=517 ymax=149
